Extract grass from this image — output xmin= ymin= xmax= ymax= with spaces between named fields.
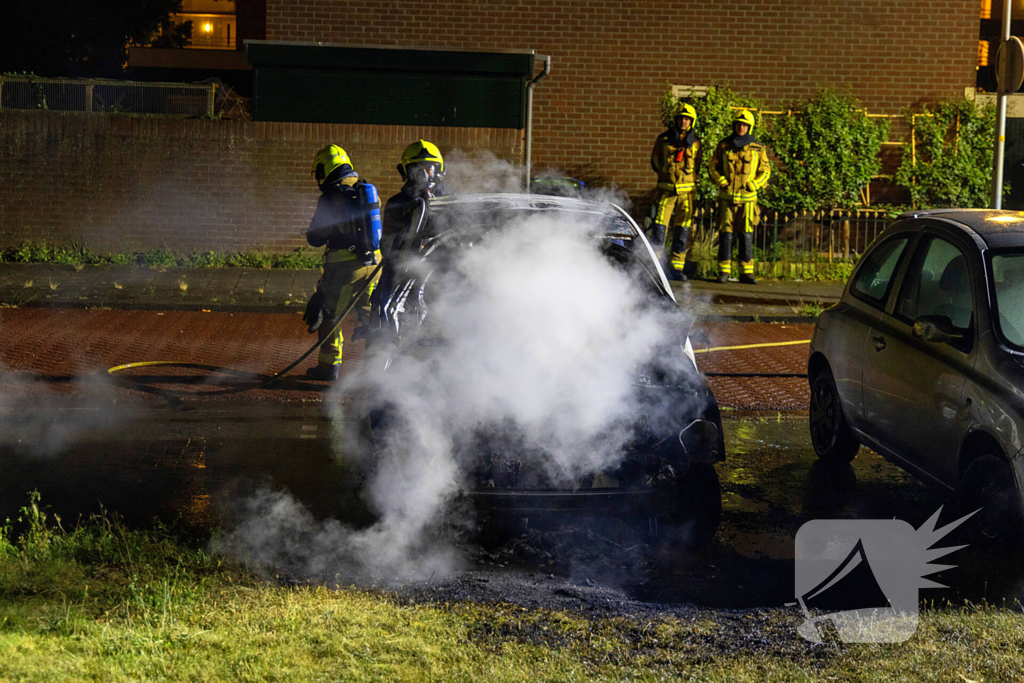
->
xmin=799 ymin=299 xmax=827 ymax=318
xmin=2 ymin=493 xmax=1023 ymax=682
xmin=0 ymin=241 xmax=323 ymax=270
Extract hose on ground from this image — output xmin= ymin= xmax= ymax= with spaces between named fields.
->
xmin=107 ymin=262 xmax=384 ymax=401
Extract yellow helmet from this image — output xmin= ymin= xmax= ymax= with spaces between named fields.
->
xmin=733 ymin=110 xmax=756 ymax=129
xmin=398 ymin=139 xmax=444 ymax=179
xmin=312 ymin=144 xmax=353 ymax=183
xmin=674 ymin=103 xmax=697 ymax=125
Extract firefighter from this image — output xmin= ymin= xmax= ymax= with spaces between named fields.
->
xmin=303 ymin=144 xmax=383 ymax=381
xmin=650 ymin=103 xmax=700 ymax=280
xmin=382 ymin=139 xmax=449 ymax=244
xmin=709 ymin=109 xmax=771 ymax=284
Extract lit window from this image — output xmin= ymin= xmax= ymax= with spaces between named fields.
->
xmin=981 ymin=0 xmax=992 ymax=19
xmin=979 ymin=40 xmax=990 ymax=67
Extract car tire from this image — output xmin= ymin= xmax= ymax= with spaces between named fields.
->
xmin=959 ymin=455 xmax=1024 ymax=547
xmin=809 ymin=367 xmax=860 ymax=463
xmin=657 ymin=463 xmax=722 ymax=553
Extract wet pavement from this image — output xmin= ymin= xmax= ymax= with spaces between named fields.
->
xmin=0 ymin=307 xmax=812 ymax=408
xmin=1 ymin=404 xmax=986 ymax=612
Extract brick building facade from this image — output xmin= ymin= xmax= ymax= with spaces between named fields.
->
xmin=266 ymin=0 xmax=979 ymax=195
xmin=0 ymin=1 xmax=980 ymax=254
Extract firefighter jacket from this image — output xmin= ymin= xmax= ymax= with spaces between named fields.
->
xmin=651 ymin=128 xmax=700 ymax=195
xmin=307 ymin=175 xmax=381 ymax=262
xmin=709 ymin=133 xmax=771 ymax=203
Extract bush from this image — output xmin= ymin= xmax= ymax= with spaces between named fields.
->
xmin=228 ymin=251 xmax=272 ymax=269
xmin=895 ymin=99 xmax=997 ymax=208
xmin=762 ymin=89 xmax=888 ymax=213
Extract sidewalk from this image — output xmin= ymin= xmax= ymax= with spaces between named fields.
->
xmin=0 ymin=263 xmax=319 ymax=314
xmin=672 ymin=278 xmax=842 ymax=321
xmin=0 ymin=262 xmax=844 ymax=321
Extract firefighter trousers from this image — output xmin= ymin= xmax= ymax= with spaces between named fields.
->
xmin=652 ymin=190 xmax=694 ymax=274
xmin=716 ymin=199 xmax=760 ymax=278
xmin=317 ymin=252 xmax=380 ymax=367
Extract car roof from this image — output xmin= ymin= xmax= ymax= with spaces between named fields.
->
xmin=896 ymin=209 xmax=1024 ymax=249
xmin=426 ymin=193 xmax=637 ymax=236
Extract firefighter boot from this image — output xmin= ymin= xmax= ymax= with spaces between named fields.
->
xmin=306 ymin=364 xmax=340 ymax=381
xmin=739 ymin=232 xmax=758 ymax=285
xmin=717 ymin=232 xmax=733 ymax=283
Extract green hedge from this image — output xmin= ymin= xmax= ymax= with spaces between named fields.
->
xmin=0 ymin=242 xmax=324 ymax=269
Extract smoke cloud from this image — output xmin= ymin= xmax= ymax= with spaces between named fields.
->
xmin=0 ymin=363 xmax=136 ymax=458
xmin=217 ymin=181 xmax=699 ymax=584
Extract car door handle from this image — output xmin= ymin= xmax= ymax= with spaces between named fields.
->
xmin=872 ymin=335 xmax=886 ymax=351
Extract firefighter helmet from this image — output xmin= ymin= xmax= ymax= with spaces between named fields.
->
xmin=312 ymin=145 xmax=353 ymax=183
xmin=674 ymin=103 xmax=697 ymax=125
xmin=732 ymin=110 xmax=756 ymax=130
xmin=398 ymin=139 xmax=444 ymax=180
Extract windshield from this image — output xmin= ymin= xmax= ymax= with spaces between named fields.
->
xmin=990 ymin=251 xmax=1024 ymax=349
xmin=417 ymin=204 xmax=667 ymax=295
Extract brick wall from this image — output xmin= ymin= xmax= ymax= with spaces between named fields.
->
xmin=265 ymin=0 xmax=979 ymax=197
xmin=0 ymin=111 xmax=522 ymax=253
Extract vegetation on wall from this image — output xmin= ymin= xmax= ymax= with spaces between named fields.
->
xmin=894 ymin=99 xmax=997 ymax=209
xmin=659 ymin=86 xmax=995 ymax=214
xmin=0 ymin=242 xmax=324 ymax=270
xmin=761 ymin=90 xmax=888 ymax=213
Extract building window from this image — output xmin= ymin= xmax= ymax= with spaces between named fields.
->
xmin=172 ymin=0 xmax=237 ymax=49
xmin=981 ymin=0 xmax=992 ymax=19
xmin=671 ymin=85 xmax=710 ymax=100
xmin=979 ymin=40 xmax=990 ymax=67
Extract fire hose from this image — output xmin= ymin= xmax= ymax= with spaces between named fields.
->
xmin=107 ymin=267 xmax=808 ymax=400
xmin=106 ymin=262 xmax=384 ymax=402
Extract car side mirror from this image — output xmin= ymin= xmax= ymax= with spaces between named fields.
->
xmin=689 ymin=324 xmax=711 ymax=349
xmin=912 ymin=315 xmax=964 ymax=344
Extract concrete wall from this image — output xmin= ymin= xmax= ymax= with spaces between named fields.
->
xmin=0 ymin=112 xmax=522 ymax=253
xmin=266 ymin=0 xmax=979 ymax=195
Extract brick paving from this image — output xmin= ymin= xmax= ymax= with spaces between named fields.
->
xmin=0 ymin=308 xmax=812 ymax=409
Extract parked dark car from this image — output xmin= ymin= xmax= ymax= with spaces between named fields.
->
xmin=809 ymin=209 xmax=1024 ymax=543
xmin=364 ymin=193 xmax=725 ymax=550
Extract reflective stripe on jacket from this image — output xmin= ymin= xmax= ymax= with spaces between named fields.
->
xmin=651 ymin=130 xmax=700 ymax=194
xmin=708 ymin=138 xmax=771 ymax=202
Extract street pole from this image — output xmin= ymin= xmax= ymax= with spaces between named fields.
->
xmin=992 ymin=0 xmax=1013 ymax=209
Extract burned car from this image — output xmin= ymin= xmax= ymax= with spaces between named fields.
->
xmin=361 ymin=194 xmax=724 ymax=550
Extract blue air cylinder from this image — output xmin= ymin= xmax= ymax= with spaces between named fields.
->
xmin=357 ymin=181 xmax=383 ymax=263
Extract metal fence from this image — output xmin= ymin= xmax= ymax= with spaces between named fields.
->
xmin=0 ymin=75 xmax=215 ymax=116
xmin=680 ymin=206 xmax=891 ymax=279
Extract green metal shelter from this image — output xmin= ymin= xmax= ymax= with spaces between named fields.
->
xmin=244 ymin=41 xmax=538 ymax=128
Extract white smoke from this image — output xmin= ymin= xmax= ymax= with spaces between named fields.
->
xmin=443 ymin=149 xmax=524 ymax=195
xmin=216 ymin=198 xmax=699 ymax=584
xmin=0 ymin=364 xmax=135 ymax=458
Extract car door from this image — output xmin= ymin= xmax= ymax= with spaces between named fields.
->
xmin=862 ymin=229 xmax=978 ymax=487
xmin=827 ymin=232 xmax=914 ymax=428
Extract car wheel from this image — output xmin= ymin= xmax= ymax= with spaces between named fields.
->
xmin=657 ymin=463 xmax=722 ymax=553
xmin=959 ymin=455 xmax=1024 ymax=547
xmin=809 ymin=367 xmax=860 ymax=463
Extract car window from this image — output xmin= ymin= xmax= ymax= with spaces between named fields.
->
xmin=850 ymin=235 xmax=910 ymax=306
xmin=896 ymin=236 xmax=973 ymax=330
xmin=991 ymin=252 xmax=1024 ymax=348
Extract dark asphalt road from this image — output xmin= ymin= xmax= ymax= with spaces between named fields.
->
xmin=1 ymin=402 xmax=982 ymax=610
